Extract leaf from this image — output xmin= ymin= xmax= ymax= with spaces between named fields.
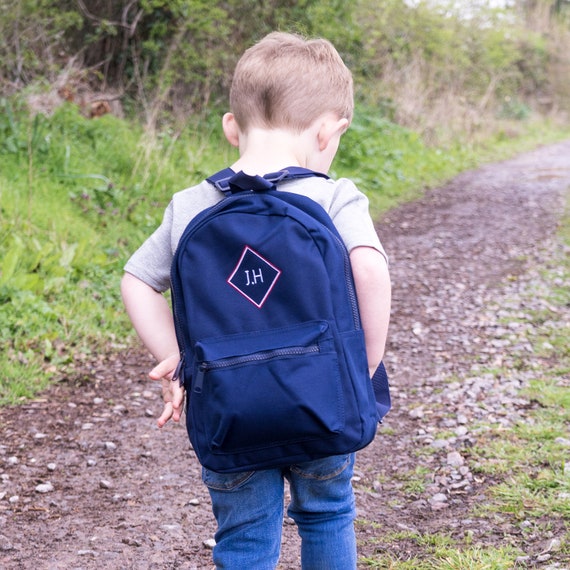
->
xmin=0 ymin=243 xmax=23 ymax=285
xmin=59 ymin=242 xmax=78 ymax=269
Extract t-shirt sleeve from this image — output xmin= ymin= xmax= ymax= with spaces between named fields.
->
xmin=123 ymin=201 xmax=175 ymax=293
xmin=328 ymin=178 xmax=388 ymax=262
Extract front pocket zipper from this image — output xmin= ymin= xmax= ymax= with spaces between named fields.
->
xmin=194 ymin=345 xmax=320 ymax=393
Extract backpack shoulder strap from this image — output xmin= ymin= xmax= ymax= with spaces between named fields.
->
xmin=207 ymin=167 xmax=329 ymax=196
xmin=206 ymin=168 xmax=236 ymax=195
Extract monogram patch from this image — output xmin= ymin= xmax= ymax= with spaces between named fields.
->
xmin=227 ymin=246 xmax=281 ymax=308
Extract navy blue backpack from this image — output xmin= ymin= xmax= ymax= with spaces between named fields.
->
xmin=171 ymin=167 xmax=390 ymax=473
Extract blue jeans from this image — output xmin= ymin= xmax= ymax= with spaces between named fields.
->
xmin=202 ymin=453 xmax=357 ymax=569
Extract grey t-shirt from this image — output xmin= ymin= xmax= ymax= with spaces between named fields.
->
xmin=124 ymin=174 xmax=386 ymax=292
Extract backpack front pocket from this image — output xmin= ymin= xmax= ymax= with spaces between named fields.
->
xmin=189 ymin=321 xmax=344 ymax=455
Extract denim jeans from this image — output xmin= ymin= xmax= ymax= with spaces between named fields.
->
xmin=202 ymin=453 xmax=357 ymax=569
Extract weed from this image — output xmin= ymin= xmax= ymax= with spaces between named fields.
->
xmin=358 ymin=529 xmax=523 ymax=569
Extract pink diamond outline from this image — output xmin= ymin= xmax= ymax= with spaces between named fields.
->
xmin=227 ymin=246 xmax=282 ymax=308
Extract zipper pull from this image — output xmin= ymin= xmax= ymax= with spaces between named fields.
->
xmin=172 ymin=356 xmax=184 ymax=387
xmin=194 ymin=363 xmax=206 ymax=394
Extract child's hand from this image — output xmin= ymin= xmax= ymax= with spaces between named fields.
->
xmin=149 ymin=354 xmax=185 ymax=428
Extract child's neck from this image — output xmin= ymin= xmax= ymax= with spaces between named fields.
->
xmin=230 ymin=126 xmax=312 ymax=175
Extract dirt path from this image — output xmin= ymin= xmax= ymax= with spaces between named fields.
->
xmin=1 ymin=140 xmax=569 ymax=569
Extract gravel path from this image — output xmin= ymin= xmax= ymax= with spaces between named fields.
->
xmin=358 ymin=138 xmax=570 ymax=566
xmin=1 ymin=139 xmax=569 ymax=569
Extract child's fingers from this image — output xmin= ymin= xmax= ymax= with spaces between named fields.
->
xmin=172 ymin=383 xmax=185 ymax=406
xmin=149 ymin=354 xmax=179 ymax=381
xmin=157 ymin=402 xmax=173 ymax=428
xmin=171 ymin=386 xmax=185 ymax=422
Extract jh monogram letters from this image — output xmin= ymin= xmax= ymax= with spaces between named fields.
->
xmin=244 ymin=268 xmax=264 ymax=286
xmin=227 ymin=246 xmax=281 ymax=308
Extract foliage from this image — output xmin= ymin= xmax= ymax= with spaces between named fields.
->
xmin=0 ymin=0 xmax=81 ymax=86
xmin=0 ymin=100 xmax=209 ymax=401
xmin=0 ymin=0 xmax=328 ymax=125
xmin=1 ymin=0 xmax=569 ymax=138
xmin=351 ymin=0 xmax=565 ymax=142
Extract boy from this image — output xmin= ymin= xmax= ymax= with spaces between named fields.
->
xmin=121 ymin=31 xmax=391 ymax=569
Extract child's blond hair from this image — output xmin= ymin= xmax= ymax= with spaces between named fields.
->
xmin=230 ymin=32 xmax=354 ymax=133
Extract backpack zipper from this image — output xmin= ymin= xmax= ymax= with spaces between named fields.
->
xmin=327 ymin=229 xmax=361 ymax=329
xmin=172 ymin=355 xmax=185 ymax=387
xmin=193 ymin=345 xmax=320 ymax=393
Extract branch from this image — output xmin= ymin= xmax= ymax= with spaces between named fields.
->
xmin=76 ymin=0 xmax=143 ymax=32
xmin=122 ymin=0 xmax=144 ymax=38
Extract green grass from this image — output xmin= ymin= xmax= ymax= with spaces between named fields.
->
xmin=0 ymin=100 xmax=234 ymax=402
xmin=358 ymin=527 xmax=525 ymax=569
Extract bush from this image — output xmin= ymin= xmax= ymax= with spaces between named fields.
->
xmin=1 ymin=0 xmax=569 ymax=135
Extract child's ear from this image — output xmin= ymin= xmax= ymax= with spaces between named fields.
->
xmin=222 ymin=113 xmax=240 ymax=147
xmin=317 ymin=116 xmax=350 ymax=151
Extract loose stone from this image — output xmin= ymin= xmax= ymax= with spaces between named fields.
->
xmin=0 ymin=535 xmax=14 ymax=551
xmin=35 ymin=482 xmax=54 ymax=493
xmin=160 ymin=524 xmax=182 ymax=532
xmin=446 ymin=451 xmax=465 ymax=467
xmin=430 ymin=493 xmax=448 ymax=504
